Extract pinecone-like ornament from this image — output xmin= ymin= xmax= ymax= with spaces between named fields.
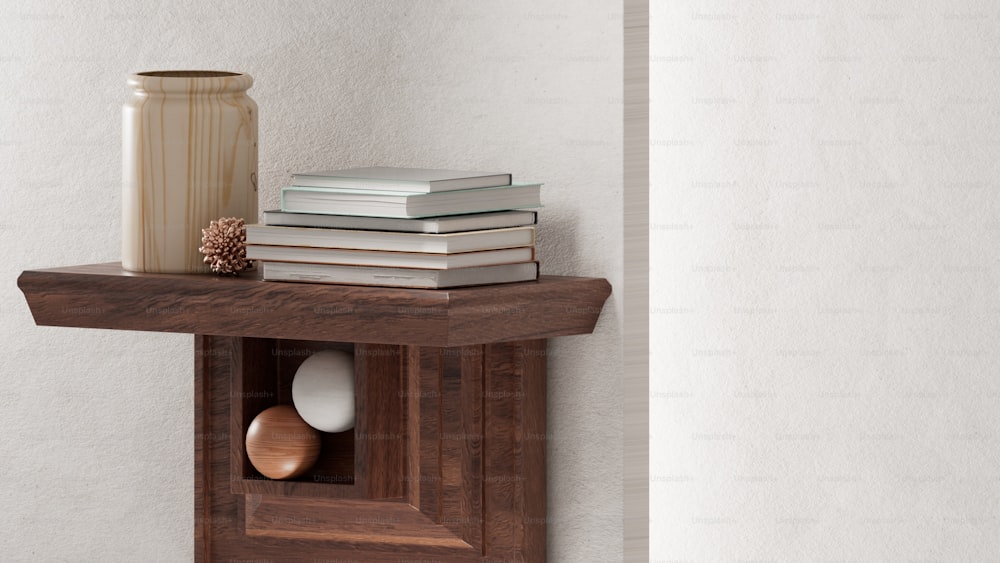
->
xmin=199 ymin=217 xmax=252 ymax=275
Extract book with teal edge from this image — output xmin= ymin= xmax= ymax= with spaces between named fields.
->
xmin=262 ymin=209 xmax=537 ymax=233
xmin=280 ymin=183 xmax=542 ymax=219
xmin=291 ymin=167 xmax=512 ymax=193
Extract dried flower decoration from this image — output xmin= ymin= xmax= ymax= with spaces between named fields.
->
xmin=199 ymin=217 xmax=252 ymax=275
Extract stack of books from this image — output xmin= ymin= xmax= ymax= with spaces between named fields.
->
xmin=247 ymin=167 xmax=542 ymax=288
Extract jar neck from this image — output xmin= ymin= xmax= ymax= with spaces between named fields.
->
xmin=128 ymin=71 xmax=252 ymax=95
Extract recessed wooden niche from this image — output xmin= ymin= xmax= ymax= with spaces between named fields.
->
xmin=19 ymin=263 xmax=611 ymax=562
xmin=232 ymin=339 xmax=361 ymax=497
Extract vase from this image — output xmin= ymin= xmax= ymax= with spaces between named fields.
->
xmin=122 ymin=70 xmax=258 ymax=273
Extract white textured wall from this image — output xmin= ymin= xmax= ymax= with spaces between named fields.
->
xmin=652 ymin=1 xmax=1000 ymax=559
xmin=1 ymin=1 xmax=623 ymax=560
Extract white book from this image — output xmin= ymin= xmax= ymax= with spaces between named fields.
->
xmin=262 ymin=209 xmax=537 ymax=234
xmin=280 ymin=183 xmax=542 ymax=218
xmin=247 ymin=245 xmax=534 ymax=269
xmin=260 ymin=261 xmax=539 ymax=289
xmin=246 ymin=225 xmax=535 ymax=254
xmin=291 ymin=167 xmax=512 ymax=193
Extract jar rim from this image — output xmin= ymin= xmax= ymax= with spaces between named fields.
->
xmin=136 ymin=70 xmax=243 ymax=78
xmin=128 ymin=71 xmax=253 ymax=93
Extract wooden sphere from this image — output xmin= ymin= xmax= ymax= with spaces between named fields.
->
xmin=245 ymin=405 xmax=321 ymax=480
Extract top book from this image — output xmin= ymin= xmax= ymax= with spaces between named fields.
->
xmin=291 ymin=167 xmax=512 ymax=193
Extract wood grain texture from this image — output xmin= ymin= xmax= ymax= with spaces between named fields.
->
xmin=483 ymin=341 xmax=522 ymax=560
xmin=230 ymin=339 xmax=357 ymax=499
xmin=244 ymin=405 xmax=321 ymax=480
xmin=195 ymin=335 xmax=238 ymax=563
xmin=449 ymin=345 xmax=484 ymax=552
xmin=402 ymin=343 xmax=546 ymax=561
xmin=193 ymin=335 xmax=222 ymax=563
xmin=413 ymin=347 xmax=443 ymax=521
xmin=18 ymin=262 xmax=611 ymax=346
xmin=197 ymin=339 xmax=548 ymax=560
xmin=408 ymin=345 xmax=487 ymax=553
xmin=354 ymin=343 xmax=405 ymax=499
xmin=23 ymin=265 xmax=601 ymax=561
xmin=244 ymin=495 xmax=473 ymax=549
xmin=229 ymin=336 xmax=272 ymax=491
xmin=519 ymin=339 xmax=548 ymax=560
xmin=198 ymin=334 xmax=491 ymax=561
xmin=122 ymin=72 xmax=257 ymax=273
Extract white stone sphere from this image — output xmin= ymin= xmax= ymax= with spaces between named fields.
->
xmin=291 ymin=350 xmax=355 ymax=433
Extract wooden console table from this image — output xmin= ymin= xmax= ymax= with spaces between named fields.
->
xmin=18 ymin=263 xmax=611 ymax=562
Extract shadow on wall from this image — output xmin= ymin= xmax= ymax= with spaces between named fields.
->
xmin=537 ymin=208 xmax=582 ymax=277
